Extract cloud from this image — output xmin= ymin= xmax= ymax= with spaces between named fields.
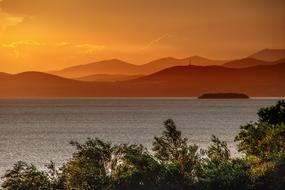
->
xmin=1 ymin=40 xmax=45 ymax=58
xmin=55 ymin=41 xmax=72 ymax=47
xmin=0 ymin=10 xmax=23 ymax=31
xmin=2 ymin=40 xmax=45 ymax=48
xmin=75 ymin=44 xmax=106 ymax=54
xmin=142 ymin=33 xmax=171 ymax=50
xmin=1 ymin=40 xmax=106 ymax=59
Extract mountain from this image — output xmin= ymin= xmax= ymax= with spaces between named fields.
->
xmin=0 ymin=72 xmax=11 ymax=77
xmin=76 ymin=74 xmax=143 ymax=82
xmin=138 ymin=57 xmax=189 ymax=73
xmin=140 ymin=56 xmax=226 ymax=71
xmin=222 ymin=58 xmax=273 ymax=68
xmin=0 ymin=71 xmax=83 ymax=95
xmin=189 ymin=56 xmax=227 ymax=66
xmin=52 ymin=57 xmax=227 ymax=78
xmin=129 ymin=63 xmax=285 ymax=97
xmin=1 ymin=63 xmax=284 ymax=97
xmin=52 ymin=59 xmax=139 ymax=78
xmin=249 ymin=49 xmax=285 ymax=62
xmin=0 ymin=71 xmax=104 ymax=97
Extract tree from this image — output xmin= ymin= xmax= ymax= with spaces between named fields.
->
xmin=258 ymin=100 xmax=285 ymax=125
xmin=152 ymin=119 xmax=199 ymax=189
xmin=1 ymin=161 xmax=56 ymax=190
xmin=112 ymin=144 xmax=163 ymax=190
xmin=235 ymin=100 xmax=285 ymax=189
xmin=235 ymin=100 xmax=285 ymax=158
xmin=61 ymin=138 xmax=115 ymax=190
xmin=198 ymin=136 xmax=249 ymax=190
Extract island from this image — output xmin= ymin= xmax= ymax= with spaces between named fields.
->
xmin=198 ymin=93 xmax=250 ymax=99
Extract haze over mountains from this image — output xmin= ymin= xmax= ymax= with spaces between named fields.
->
xmin=248 ymin=49 xmax=285 ymax=62
xmin=0 ymin=62 xmax=284 ymax=97
xmin=51 ymin=49 xmax=285 ymax=79
xmin=0 ymin=49 xmax=285 ymax=97
xmin=76 ymin=74 xmax=143 ymax=82
xmin=52 ymin=56 xmax=227 ymax=79
xmin=222 ymin=58 xmax=285 ymax=68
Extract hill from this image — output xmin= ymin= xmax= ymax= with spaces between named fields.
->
xmin=52 ymin=57 xmax=227 ymax=79
xmin=76 ymin=74 xmax=143 ymax=82
xmin=222 ymin=58 xmax=273 ymax=68
xmin=198 ymin=93 xmax=249 ymax=99
xmin=189 ymin=56 xmax=227 ymax=66
xmin=52 ymin=59 xmax=139 ymax=78
xmin=129 ymin=63 xmax=285 ymax=97
xmin=249 ymin=49 xmax=285 ymax=62
xmin=140 ymin=56 xmax=226 ymax=71
xmin=1 ymin=64 xmax=284 ymax=97
xmin=0 ymin=72 xmax=11 ymax=77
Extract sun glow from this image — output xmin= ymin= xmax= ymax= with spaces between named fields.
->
xmin=0 ymin=0 xmax=284 ymax=73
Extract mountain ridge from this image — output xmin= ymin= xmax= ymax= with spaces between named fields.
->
xmin=1 ymin=63 xmax=284 ymax=97
xmin=248 ymin=49 xmax=285 ymax=62
xmin=52 ymin=56 xmax=228 ymax=78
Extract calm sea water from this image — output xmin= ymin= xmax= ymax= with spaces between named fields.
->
xmin=0 ymin=98 xmax=279 ymax=175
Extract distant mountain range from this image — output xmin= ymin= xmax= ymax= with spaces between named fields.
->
xmin=222 ymin=58 xmax=285 ymax=68
xmin=52 ymin=57 xmax=227 ymax=78
xmin=248 ymin=49 xmax=285 ymax=62
xmin=0 ymin=72 xmax=11 ymax=77
xmin=1 ymin=62 xmax=284 ymax=97
xmin=76 ymin=74 xmax=143 ymax=82
xmin=0 ymin=48 xmax=284 ymax=97
xmin=51 ymin=49 xmax=285 ymax=80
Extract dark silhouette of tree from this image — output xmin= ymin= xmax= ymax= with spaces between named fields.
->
xmin=1 ymin=161 xmax=61 ymax=190
xmin=152 ymin=119 xmax=199 ymax=189
xmin=258 ymin=100 xmax=285 ymax=125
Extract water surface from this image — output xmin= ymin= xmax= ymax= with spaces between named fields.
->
xmin=0 ymin=98 xmax=278 ymax=175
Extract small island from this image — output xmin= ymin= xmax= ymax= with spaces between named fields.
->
xmin=198 ymin=93 xmax=250 ymax=99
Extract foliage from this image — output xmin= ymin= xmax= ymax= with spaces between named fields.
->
xmin=235 ymin=100 xmax=285 ymax=158
xmin=152 ymin=119 xmax=199 ymax=190
xmin=61 ymin=138 xmax=115 ymax=190
xmin=257 ymin=100 xmax=285 ymax=125
xmin=1 ymin=100 xmax=285 ymax=190
xmin=1 ymin=161 xmax=61 ymax=190
xmin=198 ymin=136 xmax=250 ymax=190
xmin=112 ymin=144 xmax=163 ymax=190
xmin=235 ymin=100 xmax=285 ymax=190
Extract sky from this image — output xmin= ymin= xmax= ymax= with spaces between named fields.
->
xmin=0 ymin=0 xmax=285 ymax=73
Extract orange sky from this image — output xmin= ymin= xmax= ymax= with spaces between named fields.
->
xmin=0 ymin=0 xmax=285 ymax=73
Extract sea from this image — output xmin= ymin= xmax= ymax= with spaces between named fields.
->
xmin=0 ymin=98 xmax=281 ymax=176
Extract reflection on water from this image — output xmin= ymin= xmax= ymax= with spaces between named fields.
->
xmin=0 ymin=98 xmax=278 ymax=175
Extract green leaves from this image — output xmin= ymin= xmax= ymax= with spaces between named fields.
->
xmin=152 ymin=119 xmax=199 ymax=172
xmin=62 ymin=138 xmax=114 ymax=190
xmin=1 ymin=161 xmax=57 ymax=190
xmin=206 ymin=135 xmax=230 ymax=164
xmin=235 ymin=100 xmax=285 ymax=158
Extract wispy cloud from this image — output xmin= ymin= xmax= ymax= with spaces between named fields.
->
xmin=2 ymin=40 xmax=45 ymax=48
xmin=55 ymin=42 xmax=105 ymax=54
xmin=142 ymin=33 xmax=171 ymax=50
xmin=0 ymin=11 xmax=23 ymax=31
xmin=1 ymin=40 xmax=106 ymax=59
xmin=75 ymin=43 xmax=105 ymax=54
xmin=2 ymin=40 xmax=45 ymax=58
